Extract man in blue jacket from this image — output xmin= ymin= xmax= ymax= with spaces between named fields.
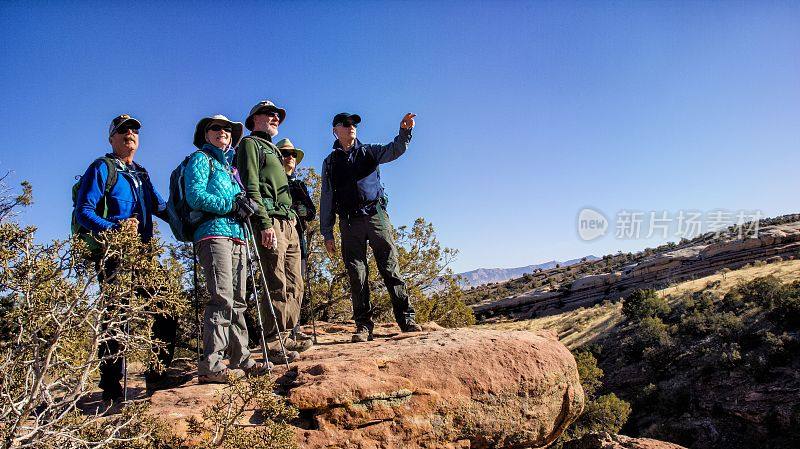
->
xmin=320 ymin=112 xmax=422 ymax=343
xmin=75 ymin=114 xmax=176 ymax=401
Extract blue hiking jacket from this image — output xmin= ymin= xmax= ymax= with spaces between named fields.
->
xmin=183 ymin=144 xmax=245 ymax=242
xmin=75 ymin=154 xmax=167 ymax=242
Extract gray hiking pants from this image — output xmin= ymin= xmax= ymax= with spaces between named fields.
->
xmin=339 ymin=205 xmax=415 ymax=329
xmin=197 ymin=238 xmax=254 ymax=375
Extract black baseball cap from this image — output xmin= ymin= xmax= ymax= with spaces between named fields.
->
xmin=332 ymin=112 xmax=361 ymax=127
xmin=108 ymin=114 xmax=141 ymax=137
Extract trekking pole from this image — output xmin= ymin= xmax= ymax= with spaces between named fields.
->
xmin=122 ymin=320 xmax=129 ymax=403
xmin=244 ymin=219 xmax=291 ymax=369
xmin=303 ymin=267 xmax=317 ymax=344
xmin=192 ymin=244 xmax=201 ymax=360
xmin=304 ymin=228 xmax=318 ymax=344
xmin=242 ymin=231 xmax=272 ymax=376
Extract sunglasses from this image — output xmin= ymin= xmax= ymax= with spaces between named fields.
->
xmin=281 ymin=151 xmax=297 ymax=159
xmin=257 ymin=110 xmax=280 ymax=119
xmin=207 ymin=124 xmax=232 ymax=132
xmin=336 ymin=122 xmax=357 ymax=128
xmin=116 ymin=126 xmax=139 ymax=135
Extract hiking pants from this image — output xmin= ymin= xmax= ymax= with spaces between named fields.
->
xmin=339 ymin=206 xmax=415 ymax=329
xmin=255 ymin=217 xmax=303 ymax=342
xmin=96 ymin=258 xmax=178 ymax=398
xmin=196 ymin=238 xmax=254 ymax=375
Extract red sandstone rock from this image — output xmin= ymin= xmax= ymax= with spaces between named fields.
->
xmin=148 ymin=325 xmax=584 ymax=448
xmin=564 ymin=432 xmax=688 ymax=449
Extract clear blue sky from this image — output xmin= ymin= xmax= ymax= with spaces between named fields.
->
xmin=1 ymin=1 xmax=798 ymax=273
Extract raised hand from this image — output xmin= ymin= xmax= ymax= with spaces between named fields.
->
xmin=400 ymin=113 xmax=416 ymax=130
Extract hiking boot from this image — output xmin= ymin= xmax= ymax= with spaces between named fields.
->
xmin=198 ymin=368 xmax=243 ymax=384
xmin=242 ymin=361 xmax=272 ymax=377
xmin=283 ymin=337 xmax=313 ymax=352
xmin=291 ymin=327 xmax=314 ymax=341
xmin=400 ymin=320 xmax=422 ymax=333
xmin=268 ymin=349 xmax=300 ymax=365
xmin=351 ymin=326 xmax=373 ymax=343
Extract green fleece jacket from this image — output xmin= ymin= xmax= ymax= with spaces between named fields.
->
xmin=235 ymin=132 xmax=295 ymax=229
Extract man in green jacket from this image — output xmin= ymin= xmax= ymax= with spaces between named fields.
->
xmin=235 ymin=100 xmax=310 ymax=363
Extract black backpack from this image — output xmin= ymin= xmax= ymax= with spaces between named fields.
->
xmin=71 ymin=157 xmax=118 ymax=253
xmin=166 ymin=149 xmax=213 ymax=242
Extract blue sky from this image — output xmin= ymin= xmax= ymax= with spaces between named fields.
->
xmin=1 ymin=1 xmax=798 ymax=273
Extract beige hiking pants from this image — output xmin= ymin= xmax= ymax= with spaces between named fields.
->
xmin=256 ymin=217 xmax=303 ymax=341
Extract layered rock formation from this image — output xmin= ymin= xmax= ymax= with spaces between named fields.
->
xmin=473 ymin=222 xmax=800 ymax=319
xmin=148 ymin=324 xmax=585 ymax=448
xmin=564 ymin=432 xmax=687 ymax=449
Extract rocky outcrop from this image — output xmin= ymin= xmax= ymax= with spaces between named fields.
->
xmin=564 ymin=432 xmax=687 ymax=449
xmin=148 ymin=324 xmax=585 ymax=448
xmin=473 ymin=222 xmax=800 ymax=319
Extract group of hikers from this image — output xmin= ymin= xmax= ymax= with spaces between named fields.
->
xmin=72 ymin=100 xmax=421 ymax=402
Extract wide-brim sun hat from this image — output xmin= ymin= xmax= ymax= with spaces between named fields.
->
xmin=245 ymin=100 xmax=286 ymax=131
xmin=275 ymin=138 xmax=304 ymax=165
xmin=193 ymin=115 xmax=244 ymax=149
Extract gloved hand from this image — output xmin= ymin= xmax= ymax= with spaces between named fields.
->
xmin=231 ymin=193 xmax=258 ymax=222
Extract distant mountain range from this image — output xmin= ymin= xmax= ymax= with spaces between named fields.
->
xmin=454 ymin=256 xmax=600 ymax=288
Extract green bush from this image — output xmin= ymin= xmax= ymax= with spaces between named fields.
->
xmin=415 ymin=275 xmax=476 ymax=327
xmin=573 ymin=350 xmax=603 ymax=399
xmin=736 ymin=275 xmax=785 ymax=309
xmin=773 ymin=288 xmax=800 ymax=327
xmin=678 ymin=310 xmax=742 ymax=340
xmin=622 ymin=289 xmax=670 ymax=322
xmin=623 ymin=316 xmax=672 ymax=357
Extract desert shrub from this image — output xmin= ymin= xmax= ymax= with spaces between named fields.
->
xmin=773 ymin=286 xmax=800 ymax=327
xmin=415 ymin=275 xmax=475 ymax=327
xmin=735 ymin=275 xmax=785 ymax=309
xmin=46 ymin=402 xmax=184 ymax=449
xmin=0 ymin=220 xmax=188 ymax=448
xmin=578 ymin=393 xmax=631 ymax=434
xmin=622 ymin=289 xmax=670 ymax=322
xmin=623 ymin=317 xmax=672 ymax=357
xmin=552 ymin=351 xmax=631 ymax=448
xmin=573 ymin=350 xmax=603 ymax=398
xmin=678 ymin=310 xmax=742 ymax=340
xmin=556 ymin=393 xmax=631 ymax=446
xmin=720 ymin=291 xmax=746 ymax=313
xmin=186 ymin=376 xmax=297 ymax=449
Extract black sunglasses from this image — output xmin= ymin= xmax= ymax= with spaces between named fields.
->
xmin=281 ymin=151 xmax=297 ymax=158
xmin=257 ymin=110 xmax=280 ymax=118
xmin=336 ymin=121 xmax=357 ymax=128
xmin=116 ymin=126 xmax=139 ymax=135
xmin=207 ymin=124 xmax=232 ymax=132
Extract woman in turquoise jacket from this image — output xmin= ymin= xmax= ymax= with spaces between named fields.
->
xmin=185 ymin=114 xmax=269 ymax=382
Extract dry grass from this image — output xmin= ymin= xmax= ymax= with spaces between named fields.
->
xmin=480 ymin=259 xmax=800 ymax=349
xmin=660 ymin=259 xmax=800 ymax=297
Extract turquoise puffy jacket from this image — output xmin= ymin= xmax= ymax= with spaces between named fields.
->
xmin=184 ymin=144 xmax=246 ymax=242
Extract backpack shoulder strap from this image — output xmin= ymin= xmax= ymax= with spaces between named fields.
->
xmin=241 ymin=135 xmax=275 ymax=167
xmin=97 ymin=157 xmax=118 ymax=195
xmin=193 ymin=148 xmax=215 ymax=172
